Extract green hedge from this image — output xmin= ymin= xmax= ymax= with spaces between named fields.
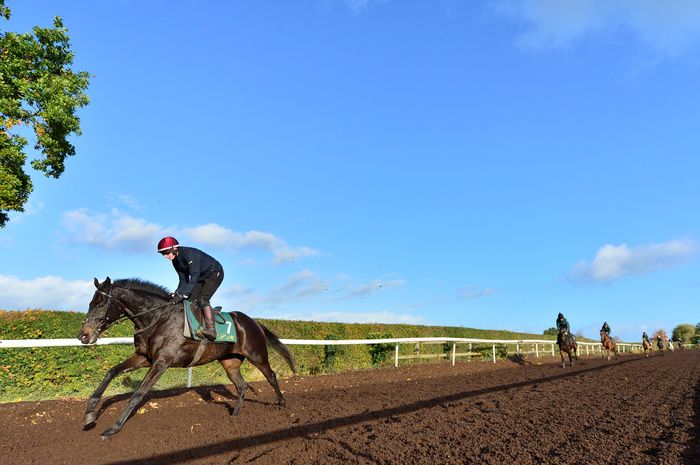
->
xmin=0 ymin=309 xmax=553 ymax=402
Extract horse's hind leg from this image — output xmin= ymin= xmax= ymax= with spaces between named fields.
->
xmin=219 ymin=356 xmax=249 ymax=416
xmin=84 ymin=353 xmax=149 ymax=428
xmin=248 ymin=356 xmax=286 ymax=406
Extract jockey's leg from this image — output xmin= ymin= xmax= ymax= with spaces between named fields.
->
xmin=195 ymin=273 xmax=223 ymax=342
xmin=197 ymin=304 xmax=217 ymax=341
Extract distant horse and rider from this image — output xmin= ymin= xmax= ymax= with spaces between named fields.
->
xmin=599 ymin=322 xmax=618 ymax=361
xmin=556 ymin=313 xmax=578 ymax=367
xmin=656 ymin=336 xmax=665 ymax=354
xmin=78 ymin=277 xmax=296 ymax=438
xmin=642 ymin=332 xmax=653 ymax=357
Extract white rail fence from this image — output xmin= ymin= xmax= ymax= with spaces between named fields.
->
xmin=0 ymin=336 xmax=643 ymax=388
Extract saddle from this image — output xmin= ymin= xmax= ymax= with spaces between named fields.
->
xmin=182 ymin=300 xmax=236 ymax=343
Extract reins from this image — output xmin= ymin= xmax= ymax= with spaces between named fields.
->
xmin=95 ymin=289 xmax=173 ymax=335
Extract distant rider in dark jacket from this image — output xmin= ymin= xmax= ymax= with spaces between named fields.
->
xmin=601 ymin=322 xmax=611 ymax=341
xmin=157 ymin=236 xmax=223 ymax=341
xmin=656 ymin=335 xmax=664 ymax=350
xmin=556 ymin=313 xmax=575 ymax=346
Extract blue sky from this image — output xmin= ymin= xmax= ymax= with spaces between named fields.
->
xmin=2 ymin=0 xmax=700 ymax=343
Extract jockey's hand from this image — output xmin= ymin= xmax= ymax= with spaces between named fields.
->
xmin=170 ymin=294 xmax=186 ymax=303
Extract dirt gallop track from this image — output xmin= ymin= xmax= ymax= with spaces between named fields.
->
xmin=1 ymin=352 xmax=698 ymax=464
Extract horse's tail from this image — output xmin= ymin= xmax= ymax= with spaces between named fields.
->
xmin=260 ymin=324 xmax=297 ymax=374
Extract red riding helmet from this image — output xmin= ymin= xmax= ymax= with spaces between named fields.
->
xmin=157 ymin=236 xmax=180 ymax=252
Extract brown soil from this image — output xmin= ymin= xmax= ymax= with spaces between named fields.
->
xmin=1 ymin=351 xmax=698 ymax=465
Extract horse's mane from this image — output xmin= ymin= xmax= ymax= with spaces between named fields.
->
xmin=113 ymin=278 xmax=170 ymax=299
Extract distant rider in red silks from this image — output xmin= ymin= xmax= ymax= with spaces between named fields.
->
xmin=157 ymin=236 xmax=223 ymax=341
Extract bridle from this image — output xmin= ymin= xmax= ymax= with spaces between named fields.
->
xmin=93 ymin=289 xmax=172 ymax=335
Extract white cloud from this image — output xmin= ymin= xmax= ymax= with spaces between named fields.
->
xmin=337 ymin=278 xmax=405 ymax=300
xmin=0 ymin=275 xmax=94 ymax=311
xmin=184 ymin=223 xmax=320 ymax=265
xmin=493 ymin=0 xmax=700 ymax=57
xmin=266 ymin=270 xmax=330 ymax=303
xmin=62 ymin=209 xmax=164 ymax=253
xmin=61 ymin=211 xmax=318 ymax=264
xmin=7 ymin=200 xmax=45 ymax=223
xmin=263 ymin=309 xmax=425 ymax=325
xmin=458 ymin=286 xmax=496 ymax=300
xmin=570 ymin=239 xmax=699 ymax=284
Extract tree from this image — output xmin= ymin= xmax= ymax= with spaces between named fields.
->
xmin=652 ymin=329 xmax=667 ymax=341
xmin=543 ymin=327 xmax=557 ymax=336
xmin=671 ymin=323 xmax=695 ymax=343
xmin=0 ymin=0 xmax=89 ymax=227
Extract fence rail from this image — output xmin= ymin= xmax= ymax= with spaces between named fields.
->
xmin=0 ymin=336 xmax=649 ymax=389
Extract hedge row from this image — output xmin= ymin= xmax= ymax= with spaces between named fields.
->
xmin=0 ymin=309 xmax=553 ymax=402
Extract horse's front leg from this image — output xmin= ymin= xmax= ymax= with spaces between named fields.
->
xmin=84 ymin=353 xmax=150 ymax=427
xmin=559 ymin=349 xmax=565 ymax=368
xmin=101 ymin=360 xmax=169 ymax=439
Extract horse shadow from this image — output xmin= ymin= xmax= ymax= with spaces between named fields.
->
xmin=85 ymin=384 xmax=277 ymax=430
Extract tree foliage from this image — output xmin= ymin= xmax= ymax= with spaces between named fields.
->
xmin=671 ymin=323 xmax=695 ymax=343
xmin=543 ymin=327 xmax=557 ymax=335
xmin=0 ymin=0 xmax=89 ymax=227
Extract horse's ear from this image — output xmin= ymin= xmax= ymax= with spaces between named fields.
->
xmin=94 ymin=278 xmax=100 ymax=288
xmin=105 ymin=277 xmax=112 ymax=286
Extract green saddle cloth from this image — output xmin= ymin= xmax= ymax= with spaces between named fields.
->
xmin=184 ymin=300 xmax=237 ymax=343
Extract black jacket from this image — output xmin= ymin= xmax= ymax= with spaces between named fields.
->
xmin=172 ymin=246 xmax=223 ymax=296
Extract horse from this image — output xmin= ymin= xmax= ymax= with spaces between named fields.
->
xmin=600 ymin=330 xmax=619 ymax=361
xmin=656 ymin=338 xmax=665 ymax=353
xmin=557 ymin=328 xmax=578 ymax=367
xmin=78 ymin=277 xmax=296 ymax=438
xmin=642 ymin=338 xmax=653 ymax=357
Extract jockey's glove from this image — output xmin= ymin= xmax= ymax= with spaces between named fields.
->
xmin=170 ymin=294 xmax=186 ymax=303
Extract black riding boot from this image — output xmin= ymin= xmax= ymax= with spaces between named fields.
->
xmin=196 ymin=305 xmax=217 ymax=341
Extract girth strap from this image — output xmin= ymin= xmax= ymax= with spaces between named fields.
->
xmin=188 ymin=340 xmax=209 ymax=367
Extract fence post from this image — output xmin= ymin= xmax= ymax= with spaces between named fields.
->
xmin=395 ymin=343 xmax=399 ymax=368
xmin=535 ymin=343 xmax=539 ymax=358
xmin=452 ymin=342 xmax=456 ymax=366
xmin=187 ymin=367 xmax=192 ymax=388
xmin=551 ymin=343 xmax=554 ymax=356
xmin=516 ymin=343 xmax=520 ymax=354
xmin=469 ymin=343 xmax=472 ymax=362
xmin=492 ymin=344 xmax=496 ymax=363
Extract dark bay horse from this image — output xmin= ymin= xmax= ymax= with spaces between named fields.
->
xmin=557 ymin=328 xmax=578 ymax=367
xmin=78 ymin=277 xmax=296 ymax=438
xmin=600 ymin=330 xmax=618 ymax=361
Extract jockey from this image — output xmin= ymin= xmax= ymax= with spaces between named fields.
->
xmin=555 ymin=312 xmax=575 ymax=345
xmin=601 ymin=321 xmax=610 ymax=336
xmin=642 ymin=332 xmax=650 ymax=344
xmin=157 ymin=236 xmax=224 ymax=341
xmin=656 ymin=335 xmax=664 ymax=350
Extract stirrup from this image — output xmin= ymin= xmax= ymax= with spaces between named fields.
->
xmin=196 ymin=327 xmax=217 ymax=341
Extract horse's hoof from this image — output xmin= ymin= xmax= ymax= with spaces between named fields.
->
xmin=100 ymin=427 xmax=119 ymax=439
xmin=84 ymin=412 xmax=97 ymax=426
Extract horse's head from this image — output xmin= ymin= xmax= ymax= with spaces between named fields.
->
xmin=78 ymin=277 xmax=124 ymax=344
